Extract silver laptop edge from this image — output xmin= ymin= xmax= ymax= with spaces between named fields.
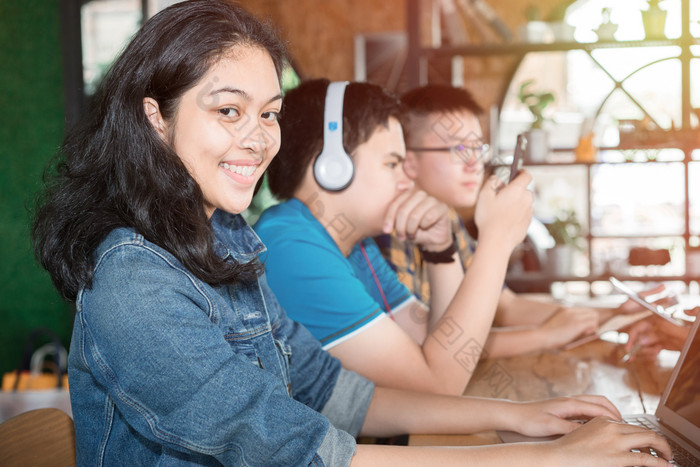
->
xmin=647 ymin=316 xmax=700 ymax=459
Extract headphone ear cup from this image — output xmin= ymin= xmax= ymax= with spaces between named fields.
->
xmin=313 ymin=81 xmax=354 ymax=192
xmin=314 ymin=149 xmax=354 ymax=191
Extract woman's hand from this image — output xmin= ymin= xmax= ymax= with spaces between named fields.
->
xmin=548 ymin=416 xmax=674 ymax=467
xmin=625 ymin=306 xmax=697 ymax=358
xmin=537 ymin=307 xmax=600 ymax=349
xmin=507 ymin=395 xmax=621 ymax=437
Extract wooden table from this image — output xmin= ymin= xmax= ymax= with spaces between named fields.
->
xmin=409 ymin=338 xmax=678 ymax=447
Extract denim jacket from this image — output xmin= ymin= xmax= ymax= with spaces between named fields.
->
xmin=69 ymin=210 xmax=374 ymax=466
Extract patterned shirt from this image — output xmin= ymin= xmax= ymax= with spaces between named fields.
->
xmin=375 ymin=208 xmax=476 ymax=306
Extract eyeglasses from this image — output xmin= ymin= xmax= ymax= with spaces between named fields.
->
xmin=407 ymin=142 xmax=490 ymax=165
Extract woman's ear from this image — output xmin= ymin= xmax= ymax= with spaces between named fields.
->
xmin=143 ymin=97 xmax=166 ymax=139
xmin=402 ymin=150 xmax=419 ymax=180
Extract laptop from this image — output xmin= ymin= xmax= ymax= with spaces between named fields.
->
xmin=499 ymin=317 xmax=700 ymax=466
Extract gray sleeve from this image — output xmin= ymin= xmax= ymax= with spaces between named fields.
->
xmin=320 ymin=368 xmax=375 ymax=437
xmin=315 ymin=424 xmax=357 ymax=467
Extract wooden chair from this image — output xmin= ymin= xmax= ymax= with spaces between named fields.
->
xmin=0 ymin=408 xmax=76 ymax=467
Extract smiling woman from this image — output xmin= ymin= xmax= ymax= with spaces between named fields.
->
xmin=31 ymin=2 xmax=362 ymax=465
xmin=35 ymin=1 xmax=287 ymax=303
xmin=142 ymin=46 xmax=282 ymax=217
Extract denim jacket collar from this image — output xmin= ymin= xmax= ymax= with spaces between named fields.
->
xmin=210 ymin=209 xmax=266 ymax=262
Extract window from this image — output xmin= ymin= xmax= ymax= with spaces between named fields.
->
xmin=498 ymin=0 xmax=698 ymax=285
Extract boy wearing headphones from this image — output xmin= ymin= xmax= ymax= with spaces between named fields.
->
xmin=254 ymin=79 xmax=535 ymax=394
xmin=375 ymin=84 xmax=619 ymax=359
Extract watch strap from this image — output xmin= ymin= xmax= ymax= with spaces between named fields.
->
xmin=419 ymin=235 xmax=458 ymax=264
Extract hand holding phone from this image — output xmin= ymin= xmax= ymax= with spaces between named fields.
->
xmin=609 ymin=277 xmax=686 ymax=327
xmin=509 ymin=133 xmax=526 ymax=182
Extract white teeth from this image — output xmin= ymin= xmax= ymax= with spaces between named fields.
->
xmin=220 ymin=162 xmax=255 ymax=177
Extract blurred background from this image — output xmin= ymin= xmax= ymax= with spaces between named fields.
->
xmin=2 ymin=0 xmax=699 ymax=373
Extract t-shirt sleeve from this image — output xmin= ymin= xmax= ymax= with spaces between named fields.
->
xmin=259 ymin=229 xmax=387 ymax=349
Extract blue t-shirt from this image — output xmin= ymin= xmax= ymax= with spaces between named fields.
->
xmin=255 ymin=198 xmax=413 ymax=349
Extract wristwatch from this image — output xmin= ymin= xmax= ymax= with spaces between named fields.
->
xmin=419 ymin=235 xmax=458 ymax=264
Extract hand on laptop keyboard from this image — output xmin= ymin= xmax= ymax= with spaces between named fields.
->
xmin=625 ymin=416 xmax=697 ymax=466
xmin=550 ymin=416 xmax=675 ymax=466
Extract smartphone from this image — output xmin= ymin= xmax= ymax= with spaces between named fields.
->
xmin=609 ymin=277 xmax=686 ymax=326
xmin=509 ymin=133 xmax=526 ymax=182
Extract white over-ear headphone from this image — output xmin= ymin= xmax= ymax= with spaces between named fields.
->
xmin=313 ymin=81 xmax=354 ymax=191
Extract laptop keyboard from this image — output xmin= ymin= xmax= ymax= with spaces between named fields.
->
xmin=624 ymin=416 xmax=699 ymax=466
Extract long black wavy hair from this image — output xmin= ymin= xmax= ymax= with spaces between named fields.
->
xmin=32 ymin=0 xmax=287 ymax=302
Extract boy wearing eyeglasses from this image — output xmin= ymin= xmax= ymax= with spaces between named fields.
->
xmin=376 ymin=84 xmax=616 ymax=359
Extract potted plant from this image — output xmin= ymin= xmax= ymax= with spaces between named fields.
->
xmin=642 ymin=0 xmax=667 ymax=40
xmin=517 ymin=79 xmax=555 ymax=162
xmin=594 ymin=8 xmax=618 ymax=41
xmin=545 ymin=0 xmax=576 ymax=42
xmin=544 ymin=209 xmax=583 ymax=276
xmin=520 ymin=6 xmax=550 ymax=43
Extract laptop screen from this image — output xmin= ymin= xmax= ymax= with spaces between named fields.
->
xmin=657 ymin=317 xmax=700 ymax=445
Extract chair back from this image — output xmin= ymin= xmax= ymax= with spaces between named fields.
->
xmin=0 ymin=408 xmax=76 ymax=467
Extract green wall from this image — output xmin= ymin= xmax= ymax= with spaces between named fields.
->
xmin=0 ymin=1 xmax=73 ymax=374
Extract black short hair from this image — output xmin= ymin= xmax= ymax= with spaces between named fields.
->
xmin=267 ymin=79 xmax=403 ymax=199
xmin=400 ymin=85 xmax=484 ymax=148
xmin=401 ymin=84 xmax=484 ymax=118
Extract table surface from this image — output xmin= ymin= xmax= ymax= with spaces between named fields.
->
xmin=409 ymin=338 xmax=679 ymax=447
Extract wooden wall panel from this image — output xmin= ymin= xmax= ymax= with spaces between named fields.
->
xmin=238 ymin=0 xmax=572 ymax=111
xmin=238 ymin=0 xmax=405 ymax=80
